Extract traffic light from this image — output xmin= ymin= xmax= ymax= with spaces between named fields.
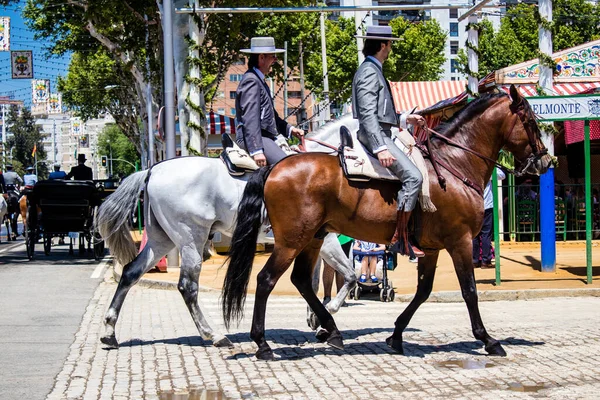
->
xmin=101 ymin=156 xmax=107 ymax=167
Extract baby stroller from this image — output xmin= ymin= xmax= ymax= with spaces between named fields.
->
xmin=348 ymin=248 xmax=396 ymax=302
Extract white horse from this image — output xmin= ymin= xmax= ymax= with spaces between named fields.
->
xmin=96 ymin=115 xmax=358 ymax=348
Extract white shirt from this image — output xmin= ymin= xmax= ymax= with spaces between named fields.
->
xmin=24 ymin=173 xmax=38 ymax=186
xmin=483 ymin=169 xmax=506 ymax=210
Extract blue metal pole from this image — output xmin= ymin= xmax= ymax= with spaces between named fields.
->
xmin=540 ymin=168 xmax=556 ymax=272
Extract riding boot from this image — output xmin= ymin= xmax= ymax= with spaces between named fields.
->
xmin=389 ymin=211 xmax=425 ymax=258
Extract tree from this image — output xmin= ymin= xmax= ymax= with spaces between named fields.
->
xmin=457 ymin=1 xmax=600 ymax=78
xmin=386 ymin=17 xmax=447 ymax=82
xmin=97 ymin=124 xmax=140 ymax=177
xmin=6 ymin=106 xmax=49 ymax=178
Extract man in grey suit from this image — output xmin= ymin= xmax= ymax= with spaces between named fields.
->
xmin=236 ymin=37 xmax=304 ymax=167
xmin=352 ymin=25 xmax=425 ymax=258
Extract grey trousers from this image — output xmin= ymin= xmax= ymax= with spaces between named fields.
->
xmin=359 ymin=135 xmax=423 ymax=212
xmin=236 ymin=136 xmax=287 ymax=165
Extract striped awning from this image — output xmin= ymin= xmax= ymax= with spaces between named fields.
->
xmin=207 ymin=111 xmax=236 ymax=135
xmin=500 ymin=82 xmax=600 ymax=97
xmin=390 ymin=80 xmax=467 ymax=112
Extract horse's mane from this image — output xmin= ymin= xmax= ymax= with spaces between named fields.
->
xmin=434 ymin=92 xmax=508 ymax=138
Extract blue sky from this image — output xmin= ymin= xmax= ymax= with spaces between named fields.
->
xmin=1 ymin=0 xmax=71 ymax=109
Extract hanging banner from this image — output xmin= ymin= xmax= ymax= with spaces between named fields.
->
xmin=47 ymin=93 xmax=62 ymax=114
xmin=0 ymin=17 xmax=10 ymax=51
xmin=11 ymin=50 xmax=33 ymax=79
xmin=70 ymin=117 xmax=84 ymax=136
xmin=528 ymin=94 xmax=600 ymax=121
xmin=32 ymin=79 xmax=50 ymax=104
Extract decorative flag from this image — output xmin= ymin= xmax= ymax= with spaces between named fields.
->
xmin=0 ymin=17 xmax=10 ymax=51
xmin=47 ymin=93 xmax=62 ymax=114
xmin=32 ymin=79 xmax=50 ymax=104
xmin=31 ymin=144 xmax=36 ymax=157
xmin=11 ymin=50 xmax=33 ymax=79
xmin=70 ymin=117 xmax=83 ymax=136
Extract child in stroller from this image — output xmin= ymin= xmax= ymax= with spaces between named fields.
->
xmin=354 ymin=240 xmax=386 ymax=283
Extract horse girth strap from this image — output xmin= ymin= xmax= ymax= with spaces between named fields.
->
xmin=417 ymin=142 xmax=484 ymax=197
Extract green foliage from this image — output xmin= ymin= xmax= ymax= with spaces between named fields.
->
xmin=6 ymin=106 xmax=49 ymax=178
xmin=458 ymin=1 xmax=600 ymax=77
xmin=386 ymin=17 xmax=447 ymax=82
xmin=97 ymin=124 xmax=139 ymax=176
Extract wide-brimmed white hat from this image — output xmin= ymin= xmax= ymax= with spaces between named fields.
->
xmin=240 ymin=37 xmax=285 ymax=54
xmin=356 ymin=25 xmax=402 ymax=41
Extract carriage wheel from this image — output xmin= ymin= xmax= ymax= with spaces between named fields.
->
xmin=379 ymin=288 xmax=386 ymax=302
xmin=43 ymin=234 xmax=52 ymax=256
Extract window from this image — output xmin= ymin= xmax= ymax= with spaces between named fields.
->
xmin=450 ymin=41 xmax=459 ymax=55
xmin=450 ymin=23 xmax=459 ymax=37
xmin=232 ymin=57 xmax=245 ymax=65
xmin=217 ymin=108 xmax=225 ymax=114
xmin=451 ymin=59 xmax=459 ymax=73
xmin=288 ymin=91 xmax=302 ymax=99
xmin=449 ymin=9 xmax=458 ymax=19
xmin=229 ymin=91 xmax=237 ymax=99
xmin=451 ymin=77 xmax=457 ymax=81
xmin=215 ymin=90 xmax=224 ymax=99
xmin=229 ymin=74 xmax=243 ymax=82
xmin=230 ymin=108 xmax=236 ymax=116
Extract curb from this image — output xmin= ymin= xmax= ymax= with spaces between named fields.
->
xmin=111 ymin=263 xmax=600 ymax=301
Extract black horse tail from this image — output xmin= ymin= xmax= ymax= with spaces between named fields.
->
xmin=222 ymin=165 xmax=273 ymax=329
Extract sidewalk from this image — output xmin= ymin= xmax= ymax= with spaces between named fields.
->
xmin=124 ymin=234 xmax=600 ymax=299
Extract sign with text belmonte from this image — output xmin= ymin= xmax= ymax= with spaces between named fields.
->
xmin=526 ymin=94 xmax=600 ymax=121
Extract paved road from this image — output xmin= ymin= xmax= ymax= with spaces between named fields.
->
xmin=0 ymin=239 xmax=108 ymax=400
xmin=47 ymin=270 xmax=600 ymax=399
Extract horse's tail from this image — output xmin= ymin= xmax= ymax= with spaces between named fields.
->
xmin=96 ymin=170 xmax=149 ymax=265
xmin=222 ymin=165 xmax=273 ymax=329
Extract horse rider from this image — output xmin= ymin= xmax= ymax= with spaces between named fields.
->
xmin=2 ymin=163 xmax=22 ymax=192
xmin=23 ymin=166 xmax=38 ymax=187
xmin=66 ymin=153 xmax=93 ymax=180
xmin=235 ymin=36 xmax=304 ymax=167
xmin=352 ymin=25 xmax=426 ymax=258
xmin=2 ymin=164 xmax=22 ymax=238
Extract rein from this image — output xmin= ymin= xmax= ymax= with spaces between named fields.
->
xmin=299 ymin=136 xmax=339 ymax=153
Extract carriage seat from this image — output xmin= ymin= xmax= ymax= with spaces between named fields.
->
xmin=220 ymin=133 xmax=259 ymax=176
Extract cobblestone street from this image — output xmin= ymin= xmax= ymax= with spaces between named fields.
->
xmin=48 ymin=273 xmax=600 ymax=399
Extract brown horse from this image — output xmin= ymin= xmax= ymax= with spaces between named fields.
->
xmin=222 ymin=86 xmax=554 ymax=361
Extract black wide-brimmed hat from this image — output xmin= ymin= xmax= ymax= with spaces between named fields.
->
xmin=77 ymin=153 xmax=87 ymax=162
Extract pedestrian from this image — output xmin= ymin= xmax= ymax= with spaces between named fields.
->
xmin=23 ymin=166 xmax=38 ymax=186
xmin=354 ymin=240 xmax=386 ymax=283
xmin=473 ymin=168 xmax=506 ymax=269
xmin=49 ymin=163 xmax=67 ymax=180
xmin=352 ymin=25 xmax=425 ymax=257
xmin=235 ymin=36 xmax=304 ymax=167
xmin=66 ymin=154 xmax=93 ymax=180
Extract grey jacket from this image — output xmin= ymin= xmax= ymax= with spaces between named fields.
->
xmin=235 ymin=69 xmax=290 ymax=155
xmin=352 ymin=58 xmax=400 ymax=153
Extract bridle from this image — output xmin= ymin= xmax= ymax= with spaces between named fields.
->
xmin=508 ymin=99 xmax=549 ymax=177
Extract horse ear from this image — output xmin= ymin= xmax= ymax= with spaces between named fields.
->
xmin=509 ymin=84 xmax=522 ymax=105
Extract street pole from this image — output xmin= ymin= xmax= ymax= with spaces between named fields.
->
xmin=538 ymin=0 xmax=555 ymax=273
xmin=284 ymin=41 xmax=288 ymax=119
xmin=298 ymin=40 xmax=306 ymax=128
xmin=467 ymin=14 xmax=479 ymax=96
xmin=2 ymin=105 xmax=6 ymax=169
xmin=163 ymin=0 xmax=177 ymax=160
xmin=319 ymin=12 xmax=330 ymax=125
xmin=52 ymin=118 xmax=56 ymax=163
xmin=162 ymin=0 xmax=179 ymax=268
xmin=109 ymin=145 xmax=113 ymax=177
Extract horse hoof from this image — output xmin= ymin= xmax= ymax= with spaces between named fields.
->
xmin=386 ymin=336 xmax=404 ymax=354
xmin=213 ymin=337 xmax=234 ymax=348
xmin=100 ymin=335 xmax=119 ymax=348
xmin=255 ymin=347 xmax=274 ymax=361
xmin=485 ymin=340 xmax=507 ymax=356
xmin=322 ymin=296 xmax=331 ymax=306
xmin=307 ymin=312 xmax=320 ymax=331
xmin=315 ymin=328 xmax=329 ymax=343
xmin=326 ymin=331 xmax=344 ymax=350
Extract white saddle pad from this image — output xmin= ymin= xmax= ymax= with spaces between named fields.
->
xmin=224 ymin=141 xmax=259 ymax=172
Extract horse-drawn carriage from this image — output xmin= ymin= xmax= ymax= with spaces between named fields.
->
xmin=24 ymin=180 xmax=105 ymax=260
